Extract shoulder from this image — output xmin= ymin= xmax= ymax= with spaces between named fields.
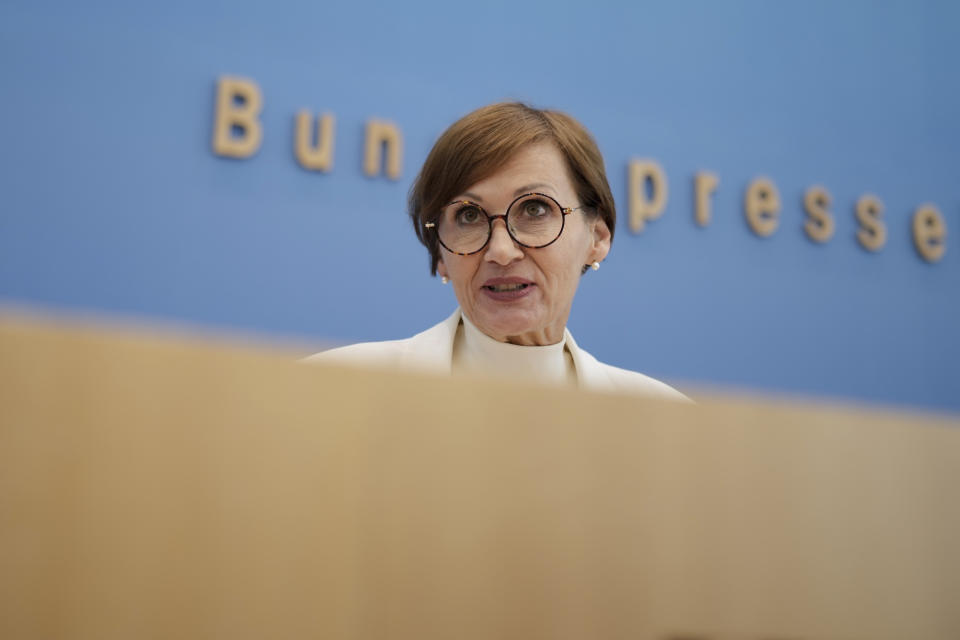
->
xmin=301 ymin=309 xmax=462 ymax=374
xmin=591 ymin=359 xmax=692 ymax=402
xmin=301 ymin=337 xmax=410 ymax=367
xmin=566 ymin=334 xmax=691 ymax=402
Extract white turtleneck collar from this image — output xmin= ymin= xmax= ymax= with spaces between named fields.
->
xmin=451 ymin=312 xmax=577 ymax=386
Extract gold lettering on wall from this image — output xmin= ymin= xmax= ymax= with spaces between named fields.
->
xmin=855 ymin=194 xmax=886 ymax=252
xmin=363 ymin=119 xmax=403 ymax=180
xmin=206 ymin=78 xmax=954 ymax=265
xmin=628 ymin=159 xmax=668 ymax=233
xmin=294 ymin=111 xmax=335 ymax=172
xmin=212 ymin=76 xmax=263 ymax=158
xmin=744 ymin=177 xmax=780 ymax=237
xmin=803 ymin=185 xmax=834 ymax=243
xmin=912 ymin=204 xmax=947 ymax=262
xmin=694 ymin=171 xmax=719 ymax=227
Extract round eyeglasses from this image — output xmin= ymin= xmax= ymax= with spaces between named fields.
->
xmin=424 ymin=192 xmax=582 ymax=256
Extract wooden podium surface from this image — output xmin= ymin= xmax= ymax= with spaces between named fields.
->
xmin=1 ymin=312 xmax=958 ymax=639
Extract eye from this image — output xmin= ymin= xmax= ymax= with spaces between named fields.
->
xmin=455 ymin=205 xmax=484 ymax=225
xmin=520 ymin=199 xmax=550 ymax=218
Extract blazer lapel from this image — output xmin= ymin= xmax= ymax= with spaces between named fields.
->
xmin=564 ymin=329 xmax=612 ymax=391
xmin=399 ymin=308 xmax=462 ymax=374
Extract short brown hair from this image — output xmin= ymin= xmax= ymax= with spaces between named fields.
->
xmin=409 ymin=102 xmax=616 ymax=275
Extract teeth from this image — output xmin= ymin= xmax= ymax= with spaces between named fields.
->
xmin=489 ymin=283 xmax=527 ymax=292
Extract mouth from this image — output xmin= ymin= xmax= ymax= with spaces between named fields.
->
xmin=480 ymin=278 xmax=536 ymax=301
xmin=483 ymin=283 xmax=532 ymax=292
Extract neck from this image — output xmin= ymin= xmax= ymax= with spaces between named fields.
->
xmin=485 ymin=315 xmax=570 ymax=347
xmin=452 ymin=312 xmax=575 ymax=385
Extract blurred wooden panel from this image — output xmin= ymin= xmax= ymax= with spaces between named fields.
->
xmin=1 ymin=312 xmax=958 ymax=640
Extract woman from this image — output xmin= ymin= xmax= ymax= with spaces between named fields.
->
xmin=308 ymin=103 xmax=687 ymax=401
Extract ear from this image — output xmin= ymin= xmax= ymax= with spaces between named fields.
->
xmin=437 ymin=257 xmax=449 ymax=280
xmin=588 ymin=217 xmax=612 ymax=264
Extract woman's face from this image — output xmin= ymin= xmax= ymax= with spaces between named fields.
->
xmin=436 ymin=142 xmax=611 ymax=346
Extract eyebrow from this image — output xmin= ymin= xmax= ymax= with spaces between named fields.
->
xmin=461 ymin=183 xmax=556 ymax=203
xmin=513 ymin=183 xmax=554 ymax=197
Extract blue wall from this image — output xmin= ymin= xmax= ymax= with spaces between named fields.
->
xmin=1 ymin=0 xmax=958 ymax=411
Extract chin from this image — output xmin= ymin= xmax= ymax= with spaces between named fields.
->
xmin=474 ymin=306 xmax=542 ymax=340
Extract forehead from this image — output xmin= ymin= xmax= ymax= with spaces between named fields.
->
xmin=461 ymin=142 xmax=574 ymax=199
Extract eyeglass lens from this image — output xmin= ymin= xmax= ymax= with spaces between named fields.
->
xmin=437 ymin=194 xmax=565 ymax=254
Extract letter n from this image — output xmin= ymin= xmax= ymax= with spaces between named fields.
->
xmin=364 ymin=120 xmax=403 ymax=180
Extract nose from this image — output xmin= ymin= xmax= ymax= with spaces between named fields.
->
xmin=483 ymin=218 xmax=525 ymax=266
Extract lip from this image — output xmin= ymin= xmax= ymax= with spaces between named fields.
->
xmin=480 ymin=277 xmax=536 ymax=302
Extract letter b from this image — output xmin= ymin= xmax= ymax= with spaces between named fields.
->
xmin=212 ymin=76 xmax=263 ymax=158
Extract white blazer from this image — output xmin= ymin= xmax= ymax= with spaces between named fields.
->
xmin=305 ymin=309 xmax=689 ymax=402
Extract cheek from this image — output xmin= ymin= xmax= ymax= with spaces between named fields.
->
xmin=539 ymin=250 xmax=584 ymax=295
xmin=557 ymin=233 xmax=593 ymax=277
xmin=446 ymin=257 xmax=478 ymax=288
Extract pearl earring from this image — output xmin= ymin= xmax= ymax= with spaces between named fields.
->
xmin=591 ymin=261 xmax=600 ymax=271
xmin=441 ymin=276 xmax=449 ymax=284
